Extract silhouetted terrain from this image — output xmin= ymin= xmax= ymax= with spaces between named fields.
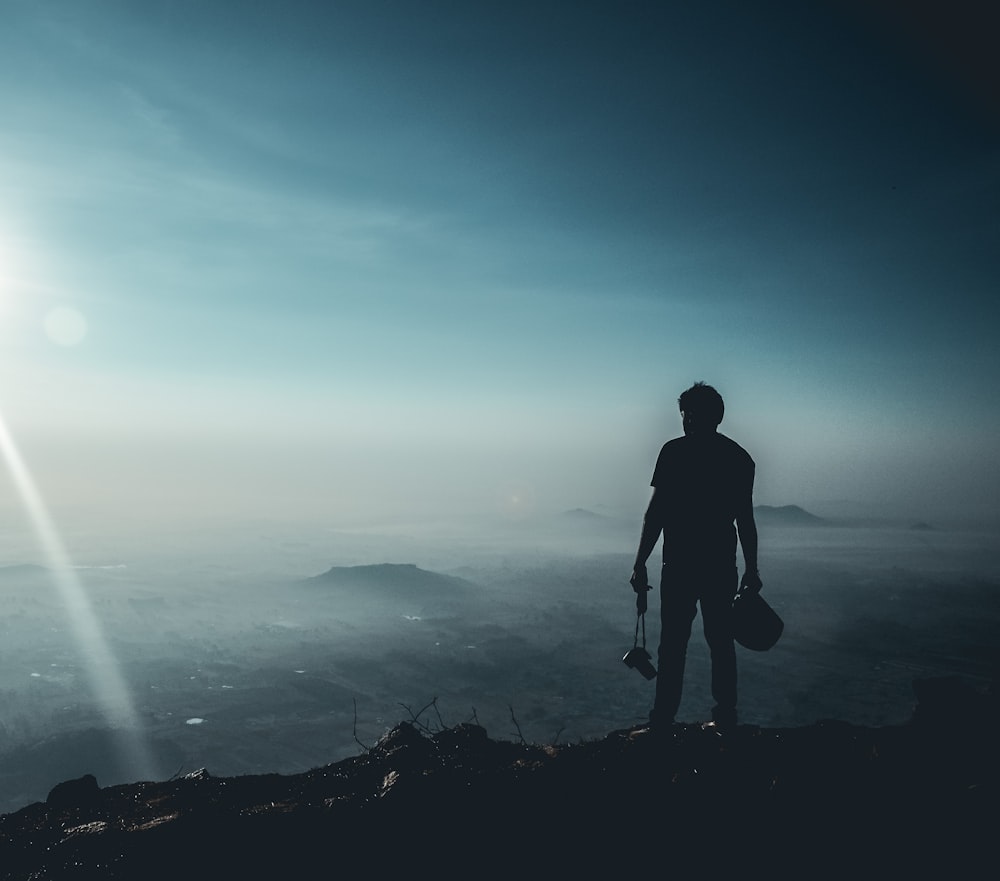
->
xmin=304 ymin=562 xmax=475 ymax=596
xmin=753 ymin=504 xmax=825 ymax=526
xmin=0 ymin=676 xmax=995 ymax=879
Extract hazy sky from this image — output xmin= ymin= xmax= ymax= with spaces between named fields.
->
xmin=0 ymin=0 xmax=997 ymax=536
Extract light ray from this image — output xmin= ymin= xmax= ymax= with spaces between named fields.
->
xmin=0 ymin=407 xmax=155 ymax=780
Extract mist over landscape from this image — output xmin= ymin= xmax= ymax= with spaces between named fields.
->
xmin=0 ymin=505 xmax=996 ymax=816
xmin=0 ymin=0 xmax=998 ymax=844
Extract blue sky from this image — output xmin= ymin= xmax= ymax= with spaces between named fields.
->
xmin=0 ymin=0 xmax=997 ymax=533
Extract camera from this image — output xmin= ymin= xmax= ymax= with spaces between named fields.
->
xmin=622 ymin=646 xmax=657 ymax=679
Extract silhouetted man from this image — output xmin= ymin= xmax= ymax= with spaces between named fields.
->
xmin=631 ymin=382 xmax=761 ymax=730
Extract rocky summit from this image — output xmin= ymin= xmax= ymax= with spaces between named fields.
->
xmin=0 ymin=677 xmax=996 ymax=880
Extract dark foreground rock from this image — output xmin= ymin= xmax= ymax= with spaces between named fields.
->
xmin=1 ymin=683 xmax=996 ymax=879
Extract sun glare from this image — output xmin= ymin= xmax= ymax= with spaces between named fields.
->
xmin=0 ymin=406 xmax=154 ymax=779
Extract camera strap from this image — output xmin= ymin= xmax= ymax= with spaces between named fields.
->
xmin=633 ymin=610 xmax=647 ymax=651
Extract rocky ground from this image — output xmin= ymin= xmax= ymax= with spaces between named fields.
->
xmin=0 ymin=677 xmax=996 ymax=880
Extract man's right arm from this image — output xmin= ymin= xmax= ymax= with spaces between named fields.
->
xmin=735 ymin=464 xmax=762 ymax=594
xmin=631 ymin=487 xmax=665 ymax=592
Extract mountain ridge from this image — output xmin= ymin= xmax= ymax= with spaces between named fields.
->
xmin=0 ymin=676 xmax=994 ymax=879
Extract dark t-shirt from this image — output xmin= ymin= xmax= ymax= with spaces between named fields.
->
xmin=651 ymin=431 xmax=755 ymax=565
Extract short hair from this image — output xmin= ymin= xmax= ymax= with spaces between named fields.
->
xmin=678 ymin=382 xmax=724 ymax=427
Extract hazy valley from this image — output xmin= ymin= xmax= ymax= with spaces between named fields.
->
xmin=0 ymin=508 xmax=997 ymax=815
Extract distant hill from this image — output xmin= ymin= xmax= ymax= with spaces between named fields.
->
xmin=753 ymin=504 xmax=824 ymax=526
xmin=560 ymin=508 xmax=611 ymax=521
xmin=560 ymin=505 xmax=825 ymax=527
xmin=303 ymin=563 xmax=474 ymax=600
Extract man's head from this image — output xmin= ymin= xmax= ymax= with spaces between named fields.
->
xmin=678 ymin=382 xmax=724 ymax=435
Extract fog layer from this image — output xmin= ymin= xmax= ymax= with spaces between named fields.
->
xmin=0 ymin=511 xmax=997 ymax=814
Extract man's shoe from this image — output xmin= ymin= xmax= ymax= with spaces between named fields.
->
xmin=628 ymin=721 xmax=673 ymax=741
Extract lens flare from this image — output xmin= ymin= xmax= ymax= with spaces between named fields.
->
xmin=0 ymin=408 xmax=154 ymax=780
xmin=43 ymin=307 xmax=88 ymax=346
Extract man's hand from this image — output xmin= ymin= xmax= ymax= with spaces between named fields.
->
xmin=630 ymin=565 xmax=650 ymax=593
xmin=740 ymin=569 xmax=763 ymax=594
xmin=631 ymin=565 xmax=651 ymax=614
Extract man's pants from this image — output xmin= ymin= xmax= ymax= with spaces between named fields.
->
xmin=651 ymin=562 xmax=738 ymax=725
